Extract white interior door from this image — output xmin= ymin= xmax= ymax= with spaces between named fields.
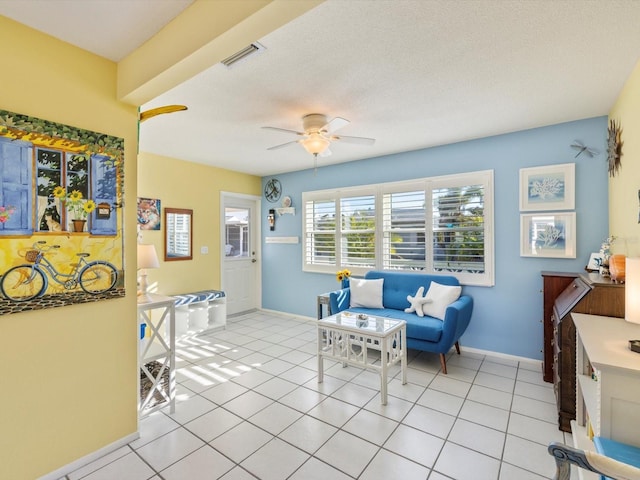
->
xmin=221 ymin=193 xmax=261 ymax=315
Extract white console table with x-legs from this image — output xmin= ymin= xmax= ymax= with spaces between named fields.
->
xmin=137 ymin=294 xmax=176 ymax=417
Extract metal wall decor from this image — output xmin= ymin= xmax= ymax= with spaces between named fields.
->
xmin=607 ymin=119 xmax=623 ymax=177
xmin=264 ymin=178 xmax=282 ymax=203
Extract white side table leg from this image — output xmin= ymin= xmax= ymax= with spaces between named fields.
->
xmin=317 ymin=326 xmax=324 ymax=383
xmin=401 ymin=327 xmax=407 ymax=385
xmin=380 ymin=336 xmax=388 ymax=405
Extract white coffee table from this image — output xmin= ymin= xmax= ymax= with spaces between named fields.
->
xmin=317 ymin=312 xmax=407 ymax=405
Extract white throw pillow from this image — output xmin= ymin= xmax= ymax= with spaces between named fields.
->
xmin=350 ymin=278 xmax=384 ymax=309
xmin=422 ymin=281 xmax=462 ymax=320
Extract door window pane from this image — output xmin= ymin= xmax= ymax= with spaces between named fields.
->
xmin=225 ymin=207 xmax=249 ymax=257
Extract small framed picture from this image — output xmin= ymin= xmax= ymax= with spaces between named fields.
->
xmin=137 ymin=197 xmax=161 ymax=231
xmin=519 ymin=163 xmax=575 ymax=211
xmin=586 ymin=252 xmax=604 ymax=272
xmin=520 ymin=212 xmax=576 ymax=258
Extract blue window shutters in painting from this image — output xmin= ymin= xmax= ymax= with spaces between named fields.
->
xmin=0 ymin=137 xmax=33 ymax=235
xmin=90 ymin=154 xmax=117 ymax=235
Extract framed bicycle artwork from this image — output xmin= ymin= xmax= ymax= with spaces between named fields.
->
xmin=0 ymin=109 xmax=125 ymax=315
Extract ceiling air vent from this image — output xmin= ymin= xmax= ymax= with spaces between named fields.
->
xmin=221 ymin=42 xmax=265 ymax=68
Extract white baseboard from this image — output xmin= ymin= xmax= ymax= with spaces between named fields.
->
xmin=38 ymin=432 xmax=139 ymax=480
xmin=459 ymin=345 xmax=542 ymax=366
xmin=255 ymin=308 xmax=542 ymax=365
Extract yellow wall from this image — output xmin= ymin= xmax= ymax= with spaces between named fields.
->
xmin=0 ymin=16 xmax=138 ymax=480
xmin=137 ymin=152 xmax=261 ymax=295
xmin=609 ymin=60 xmax=640 ymax=256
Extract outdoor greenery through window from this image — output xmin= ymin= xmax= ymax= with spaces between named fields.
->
xmin=303 ymin=170 xmax=494 ymax=286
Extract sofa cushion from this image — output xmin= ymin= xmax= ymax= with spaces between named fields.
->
xmin=422 ymin=281 xmax=462 ymax=320
xmin=350 ymin=278 xmax=384 ymax=308
xmin=364 ymin=270 xmax=460 ymax=310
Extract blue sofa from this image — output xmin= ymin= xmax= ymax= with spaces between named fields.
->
xmin=328 ymin=270 xmax=473 ymax=374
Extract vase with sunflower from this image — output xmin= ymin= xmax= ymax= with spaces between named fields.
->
xmin=336 ymin=269 xmax=351 ymax=288
xmin=53 ymin=186 xmax=97 ymax=232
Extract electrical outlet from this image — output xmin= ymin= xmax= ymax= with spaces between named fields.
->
xmin=200 ymin=246 xmax=208 ymax=254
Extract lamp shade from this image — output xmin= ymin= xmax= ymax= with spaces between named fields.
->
xmin=301 ymin=133 xmax=330 ymax=155
xmin=137 ymin=244 xmax=160 ymax=269
xmin=626 ymin=257 xmax=640 ymax=324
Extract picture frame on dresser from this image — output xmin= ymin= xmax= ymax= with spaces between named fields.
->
xmin=519 ymin=163 xmax=575 ymax=211
xmin=520 ymin=212 xmax=576 ymax=258
xmin=586 ymin=252 xmax=605 ymax=272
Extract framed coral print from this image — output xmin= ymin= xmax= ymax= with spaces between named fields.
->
xmin=520 ymin=212 xmax=576 ymax=258
xmin=519 ymin=163 xmax=575 ymax=211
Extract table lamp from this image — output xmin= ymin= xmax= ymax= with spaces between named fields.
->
xmin=626 ymin=257 xmax=640 ymax=324
xmin=137 ymin=244 xmax=160 ymax=303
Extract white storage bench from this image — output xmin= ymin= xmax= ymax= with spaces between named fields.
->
xmin=173 ymin=290 xmax=226 ymax=337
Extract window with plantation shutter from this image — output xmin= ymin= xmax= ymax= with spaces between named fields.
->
xmin=432 ymin=184 xmax=485 ymax=274
xmin=302 ymin=170 xmax=493 ymax=286
xmin=304 ymin=198 xmax=336 ymax=265
xmin=341 ymin=195 xmax=376 ymax=269
xmin=382 ymin=190 xmax=426 ymax=270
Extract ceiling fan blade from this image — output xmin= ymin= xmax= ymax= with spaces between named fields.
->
xmin=267 ymin=140 xmax=300 ymax=151
xmin=319 ymin=148 xmax=332 ymax=157
xmin=139 ymin=105 xmax=187 ymax=122
xmin=262 ymin=126 xmax=305 ymax=136
xmin=331 ymin=135 xmax=376 ymax=145
xmin=323 ymin=117 xmax=350 ymax=134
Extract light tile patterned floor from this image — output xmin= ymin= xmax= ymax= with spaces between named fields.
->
xmin=64 ymin=311 xmax=572 ymax=480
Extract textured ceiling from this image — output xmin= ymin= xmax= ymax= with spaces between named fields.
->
xmin=2 ymin=0 xmax=640 ymax=177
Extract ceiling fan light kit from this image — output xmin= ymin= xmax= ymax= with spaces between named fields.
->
xmin=263 ymin=113 xmax=375 ymax=165
xmin=302 ymin=133 xmax=330 ymax=155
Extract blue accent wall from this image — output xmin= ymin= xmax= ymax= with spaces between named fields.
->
xmin=261 ymin=117 xmax=609 ymax=359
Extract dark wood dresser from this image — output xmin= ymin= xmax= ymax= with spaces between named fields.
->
xmin=543 ymin=272 xmax=625 ymax=432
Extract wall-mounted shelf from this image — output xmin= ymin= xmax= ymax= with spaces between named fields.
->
xmin=275 ymin=207 xmax=295 ymax=216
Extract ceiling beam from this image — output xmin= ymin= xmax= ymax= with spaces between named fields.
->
xmin=117 ymin=0 xmax=323 ymax=106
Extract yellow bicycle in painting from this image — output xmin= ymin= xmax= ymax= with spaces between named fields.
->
xmin=0 ymin=241 xmax=117 ymax=301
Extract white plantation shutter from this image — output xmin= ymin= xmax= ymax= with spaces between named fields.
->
xmin=304 ymin=198 xmax=336 ymax=265
xmin=431 ymin=184 xmax=486 ymax=274
xmin=302 ymin=170 xmax=493 ymax=286
xmin=340 ymin=195 xmax=376 ymax=269
xmin=382 ymin=190 xmax=426 ymax=271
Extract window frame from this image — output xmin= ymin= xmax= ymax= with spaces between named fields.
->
xmin=302 ymin=171 xmax=494 ymax=286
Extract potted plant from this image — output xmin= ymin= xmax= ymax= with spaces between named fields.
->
xmin=53 ymin=186 xmax=96 ymax=232
xmin=0 ymin=205 xmax=15 ymax=224
xmin=336 ymin=269 xmax=351 ymax=288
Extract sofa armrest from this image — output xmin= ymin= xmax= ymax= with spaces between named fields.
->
xmin=438 ymin=295 xmax=474 ymax=348
xmin=329 ymin=288 xmax=350 ymax=314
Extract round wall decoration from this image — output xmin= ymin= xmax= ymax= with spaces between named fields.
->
xmin=607 ymin=119 xmax=623 ymax=177
xmin=264 ymin=178 xmax=282 ymax=203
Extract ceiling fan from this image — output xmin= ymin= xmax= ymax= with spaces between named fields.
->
xmin=262 ymin=113 xmax=375 ymax=160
